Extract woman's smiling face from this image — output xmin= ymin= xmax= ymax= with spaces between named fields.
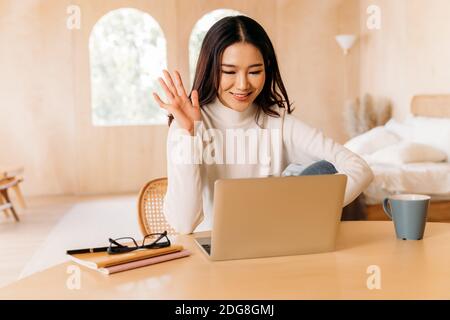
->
xmin=217 ymin=42 xmax=266 ymax=112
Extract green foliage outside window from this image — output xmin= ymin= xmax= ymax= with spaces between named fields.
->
xmin=89 ymin=8 xmax=167 ymax=126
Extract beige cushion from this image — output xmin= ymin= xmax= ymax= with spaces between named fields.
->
xmin=365 ymin=142 xmax=448 ymax=165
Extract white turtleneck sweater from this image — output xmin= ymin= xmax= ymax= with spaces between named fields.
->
xmin=163 ymin=98 xmax=374 ymax=234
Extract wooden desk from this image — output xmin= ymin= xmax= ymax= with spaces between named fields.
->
xmin=2 ymin=221 xmax=450 ymax=299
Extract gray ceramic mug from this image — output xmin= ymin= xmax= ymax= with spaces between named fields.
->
xmin=383 ymin=194 xmax=430 ymax=240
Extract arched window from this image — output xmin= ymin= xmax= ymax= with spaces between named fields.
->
xmin=189 ymin=9 xmax=242 ymax=87
xmin=89 ymin=8 xmax=167 ymax=126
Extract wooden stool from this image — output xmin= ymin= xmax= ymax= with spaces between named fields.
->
xmin=1 ymin=165 xmax=26 ymax=209
xmin=1 ymin=177 xmax=26 ymax=209
xmin=0 ymin=178 xmax=21 ymax=222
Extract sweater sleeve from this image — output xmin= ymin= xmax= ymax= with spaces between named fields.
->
xmin=282 ymin=113 xmax=374 ymax=206
xmin=163 ymin=121 xmax=204 ymax=234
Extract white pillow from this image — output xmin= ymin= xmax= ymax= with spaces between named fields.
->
xmin=364 ymin=142 xmax=448 ymax=165
xmin=404 ymin=116 xmax=450 ymax=159
xmin=344 ymin=126 xmax=400 ymax=156
xmin=384 ymin=118 xmax=413 ymax=140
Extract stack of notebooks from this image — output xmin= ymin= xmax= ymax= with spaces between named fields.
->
xmin=67 ymin=244 xmax=191 ymax=275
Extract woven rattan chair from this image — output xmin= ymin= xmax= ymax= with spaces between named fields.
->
xmin=137 ymin=177 xmax=177 ymax=236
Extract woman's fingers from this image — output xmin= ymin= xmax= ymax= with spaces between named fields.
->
xmin=155 ymin=91 xmax=188 ymax=126
xmin=174 ymin=71 xmax=188 ymax=98
xmin=163 ymin=70 xmax=178 ymax=97
xmin=191 ymin=90 xmax=200 ymax=109
xmin=158 ymin=78 xmax=175 ymax=101
xmin=155 ymin=70 xmax=197 ymax=134
xmin=152 ymin=92 xmax=164 ymax=107
xmin=153 ymin=92 xmax=170 ymax=110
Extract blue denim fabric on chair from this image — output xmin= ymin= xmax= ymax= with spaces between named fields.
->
xmin=282 ymin=160 xmax=337 ymax=176
xmin=299 ymin=160 xmax=338 ymax=176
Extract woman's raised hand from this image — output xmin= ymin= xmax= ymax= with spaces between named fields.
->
xmin=153 ymin=70 xmax=201 ymax=135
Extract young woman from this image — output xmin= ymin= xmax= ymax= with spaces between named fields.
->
xmin=153 ymin=15 xmax=373 ymax=234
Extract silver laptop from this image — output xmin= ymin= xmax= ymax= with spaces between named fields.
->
xmin=194 ymin=174 xmax=347 ymax=261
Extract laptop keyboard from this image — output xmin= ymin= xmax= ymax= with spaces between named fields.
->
xmin=201 ymin=244 xmax=211 ymax=255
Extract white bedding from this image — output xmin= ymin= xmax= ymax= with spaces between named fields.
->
xmin=344 ymin=116 xmax=450 ymax=205
xmin=363 ymin=162 xmax=450 ymax=204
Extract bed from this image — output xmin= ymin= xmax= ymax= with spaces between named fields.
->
xmin=344 ymin=95 xmax=450 ymax=222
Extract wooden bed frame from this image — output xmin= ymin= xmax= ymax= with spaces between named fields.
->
xmin=365 ymin=94 xmax=450 ymax=222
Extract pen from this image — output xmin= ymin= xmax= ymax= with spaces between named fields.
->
xmin=66 ymin=246 xmax=109 ymax=255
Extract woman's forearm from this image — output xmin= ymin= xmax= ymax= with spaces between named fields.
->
xmin=163 ymin=124 xmax=204 ymax=234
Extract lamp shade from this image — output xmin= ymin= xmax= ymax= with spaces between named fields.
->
xmin=335 ymin=34 xmax=357 ymax=55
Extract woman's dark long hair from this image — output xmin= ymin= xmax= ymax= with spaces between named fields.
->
xmin=168 ymin=15 xmax=293 ymax=126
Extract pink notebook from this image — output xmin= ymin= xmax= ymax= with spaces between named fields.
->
xmin=98 ymin=249 xmax=191 ymax=275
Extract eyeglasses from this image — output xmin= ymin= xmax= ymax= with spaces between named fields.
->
xmin=107 ymin=231 xmax=171 ymax=255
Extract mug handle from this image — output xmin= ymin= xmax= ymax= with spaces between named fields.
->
xmin=382 ymin=198 xmax=393 ymax=220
